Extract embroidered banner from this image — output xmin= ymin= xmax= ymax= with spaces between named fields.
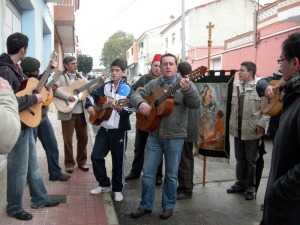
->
xmin=194 ymin=70 xmax=235 ymax=161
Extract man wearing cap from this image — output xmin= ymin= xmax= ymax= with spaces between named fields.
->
xmin=21 ymin=56 xmax=70 ymax=182
xmin=125 ymin=54 xmax=164 ymax=186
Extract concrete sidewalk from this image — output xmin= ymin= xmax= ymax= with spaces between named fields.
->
xmin=0 ymin=110 xmax=118 ymax=225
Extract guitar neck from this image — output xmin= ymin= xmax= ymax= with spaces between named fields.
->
xmin=35 ymin=67 xmax=52 ymax=92
xmin=154 ymin=66 xmax=207 ymax=107
xmin=45 ymin=71 xmax=62 ymax=89
xmin=75 ymin=76 xmax=103 ymax=94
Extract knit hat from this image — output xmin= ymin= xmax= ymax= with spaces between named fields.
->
xmin=152 ymin=54 xmax=162 ymax=64
xmin=20 ymin=57 xmax=40 ymax=72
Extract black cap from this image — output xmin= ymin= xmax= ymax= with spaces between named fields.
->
xmin=20 ymin=57 xmax=40 ymax=72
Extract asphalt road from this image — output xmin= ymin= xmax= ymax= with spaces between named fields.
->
xmin=92 ymin=112 xmax=272 ymax=225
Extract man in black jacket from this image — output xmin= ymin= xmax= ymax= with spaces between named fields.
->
xmin=0 ymin=33 xmax=59 ymax=221
xmin=261 ymin=32 xmax=300 ymax=225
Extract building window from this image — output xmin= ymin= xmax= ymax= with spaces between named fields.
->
xmin=172 ymin=33 xmax=175 ymax=45
xmin=166 ymin=38 xmax=168 ymax=48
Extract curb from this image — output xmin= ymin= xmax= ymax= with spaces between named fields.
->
xmin=87 ymin=118 xmax=119 ymax=225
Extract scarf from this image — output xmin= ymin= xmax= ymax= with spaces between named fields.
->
xmin=283 ymin=71 xmax=300 ymax=93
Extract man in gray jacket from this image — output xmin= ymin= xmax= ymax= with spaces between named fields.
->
xmin=130 ymin=53 xmax=200 ymax=220
xmin=227 ymin=61 xmax=269 ymax=201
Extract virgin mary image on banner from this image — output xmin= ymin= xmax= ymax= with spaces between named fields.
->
xmin=194 ymin=69 xmax=235 ymax=161
xmin=199 ymin=84 xmax=226 ymax=151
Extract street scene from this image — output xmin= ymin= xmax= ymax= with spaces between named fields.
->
xmin=1 ymin=0 xmax=300 ymax=225
xmin=98 ymin=112 xmax=273 ymax=225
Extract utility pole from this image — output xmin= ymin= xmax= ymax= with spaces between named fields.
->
xmin=181 ymin=0 xmax=186 ymax=62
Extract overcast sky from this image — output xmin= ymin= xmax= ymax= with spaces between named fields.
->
xmin=75 ymin=0 xmax=274 ymax=68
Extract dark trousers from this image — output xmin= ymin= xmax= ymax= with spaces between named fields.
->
xmin=130 ymin=128 xmax=163 ymax=178
xmin=91 ymin=127 xmax=127 ymax=192
xmin=234 ymin=137 xmax=259 ymax=193
xmin=177 ymin=142 xmax=194 ymax=194
xmin=61 ymin=113 xmax=88 ymax=168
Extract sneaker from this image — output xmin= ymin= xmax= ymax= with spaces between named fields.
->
xmin=114 ymin=192 xmax=123 ymax=202
xmin=90 ymin=186 xmax=110 ymax=195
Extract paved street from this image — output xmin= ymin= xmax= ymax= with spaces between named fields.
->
xmin=92 ymin=112 xmax=272 ymax=225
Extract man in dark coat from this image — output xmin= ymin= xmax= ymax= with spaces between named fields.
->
xmin=261 ymin=32 xmax=300 ymax=225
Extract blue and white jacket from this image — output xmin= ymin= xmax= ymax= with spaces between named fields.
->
xmin=85 ymin=77 xmax=133 ymax=130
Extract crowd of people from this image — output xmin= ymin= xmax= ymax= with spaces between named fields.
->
xmin=0 ymin=31 xmax=300 ymax=225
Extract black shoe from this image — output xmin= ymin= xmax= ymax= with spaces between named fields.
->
xmin=245 ymin=192 xmax=254 ymax=200
xmin=66 ymin=167 xmax=74 ymax=173
xmin=11 ymin=210 xmax=33 ymax=221
xmin=159 ymin=208 xmax=173 ymax=219
xmin=177 ymin=192 xmax=192 ymax=200
xmin=49 ymin=173 xmax=71 ymax=181
xmin=79 ymin=164 xmax=89 ymax=172
xmin=226 ymin=186 xmax=245 ymax=193
xmin=45 ymin=199 xmax=60 ymax=207
xmin=125 ymin=172 xmax=140 ymax=181
xmin=156 ymin=177 xmax=163 ymax=186
xmin=130 ymin=207 xmax=152 ymax=218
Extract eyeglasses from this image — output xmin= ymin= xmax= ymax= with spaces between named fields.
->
xmin=277 ymin=58 xmax=287 ymax=64
xmin=238 ymin=69 xmax=247 ymax=73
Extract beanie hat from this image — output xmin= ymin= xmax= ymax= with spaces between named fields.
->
xmin=152 ymin=54 xmax=162 ymax=64
xmin=20 ymin=57 xmax=40 ymax=72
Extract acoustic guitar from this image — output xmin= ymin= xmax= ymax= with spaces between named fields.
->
xmin=136 ymin=66 xmax=207 ymax=132
xmin=89 ymin=96 xmax=129 ymax=126
xmin=43 ymin=70 xmax=62 ymax=106
xmin=53 ymin=75 xmax=105 ymax=113
xmin=261 ymin=77 xmax=285 ymax=117
xmin=15 ymin=51 xmax=57 ymax=127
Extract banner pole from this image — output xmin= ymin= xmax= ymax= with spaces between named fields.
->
xmin=203 ymin=21 xmax=214 ymax=186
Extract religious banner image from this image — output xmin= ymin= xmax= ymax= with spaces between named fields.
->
xmin=194 ymin=70 xmax=235 ymax=161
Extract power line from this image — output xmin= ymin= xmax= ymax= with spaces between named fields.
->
xmin=104 ymin=0 xmax=138 ymax=26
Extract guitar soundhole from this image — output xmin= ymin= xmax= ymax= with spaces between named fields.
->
xmin=73 ymin=89 xmax=80 ymax=95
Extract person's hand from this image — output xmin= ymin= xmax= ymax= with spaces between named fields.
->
xmin=52 ymin=82 xmax=59 ymax=90
xmin=100 ymin=75 xmax=106 ymax=83
xmin=0 ymin=77 xmax=12 ymax=91
xmin=139 ymin=102 xmax=152 ymax=116
xmin=110 ymin=101 xmax=122 ymax=112
xmin=68 ymin=96 xmax=76 ymax=102
xmin=87 ymin=106 xmax=95 ymax=115
xmin=255 ymin=125 xmax=264 ymax=135
xmin=35 ymin=93 xmax=43 ymax=103
xmin=180 ymin=76 xmax=191 ymax=91
xmin=264 ymin=85 xmax=279 ymax=99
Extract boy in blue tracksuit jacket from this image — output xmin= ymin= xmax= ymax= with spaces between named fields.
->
xmin=85 ymin=59 xmax=132 ymax=202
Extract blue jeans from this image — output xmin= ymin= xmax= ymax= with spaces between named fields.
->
xmin=33 ymin=116 xmax=63 ymax=180
xmin=139 ymin=135 xmax=184 ymax=210
xmin=7 ymin=128 xmax=49 ymax=216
